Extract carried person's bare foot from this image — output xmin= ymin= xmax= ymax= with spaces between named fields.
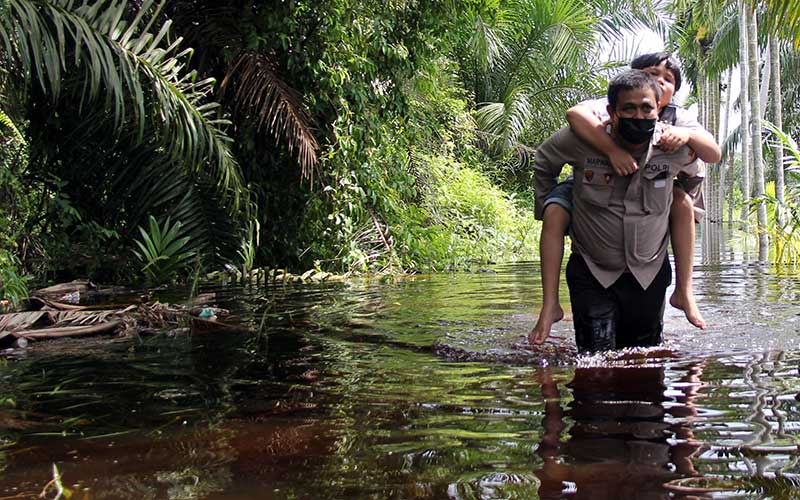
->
xmin=529 ymin=303 xmax=565 ymax=344
xmin=670 ymin=291 xmax=706 ymax=329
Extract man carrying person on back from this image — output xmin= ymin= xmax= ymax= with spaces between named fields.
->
xmin=533 ymin=69 xmax=698 ymax=352
xmin=530 ymin=53 xmax=721 ymax=347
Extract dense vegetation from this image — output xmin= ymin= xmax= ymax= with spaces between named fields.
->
xmin=2 ymin=0 xmax=800 ymax=301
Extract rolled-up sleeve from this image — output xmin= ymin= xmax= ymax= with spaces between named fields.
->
xmin=533 ymin=128 xmax=572 ymax=220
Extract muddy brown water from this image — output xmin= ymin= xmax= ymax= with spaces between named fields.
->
xmin=1 ymin=244 xmax=800 ymax=498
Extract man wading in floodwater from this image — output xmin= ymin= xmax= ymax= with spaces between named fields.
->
xmin=533 ymin=69 xmax=698 ymax=353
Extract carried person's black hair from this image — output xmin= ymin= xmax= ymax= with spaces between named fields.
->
xmin=607 ymin=69 xmax=662 ymax=110
xmin=631 ymin=52 xmax=682 ymax=92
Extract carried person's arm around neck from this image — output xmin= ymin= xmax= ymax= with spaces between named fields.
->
xmin=566 ymin=103 xmax=639 ymax=176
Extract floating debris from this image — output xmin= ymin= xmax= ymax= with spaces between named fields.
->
xmin=206 ymin=266 xmax=346 ymax=285
xmin=0 ymin=282 xmax=247 ymax=350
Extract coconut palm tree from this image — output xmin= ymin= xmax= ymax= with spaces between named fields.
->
xmin=721 ymin=69 xmax=734 ymax=223
xmin=670 ymin=0 xmax=800 ymax=263
xmin=668 ymin=0 xmax=728 ymax=258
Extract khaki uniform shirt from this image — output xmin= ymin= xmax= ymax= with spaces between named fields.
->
xmin=582 ymin=97 xmax=713 ymax=221
xmin=534 ymin=127 xmax=697 ymax=290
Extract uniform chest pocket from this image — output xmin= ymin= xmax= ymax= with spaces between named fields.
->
xmin=576 ymin=167 xmax=614 ymax=207
xmin=642 ymin=169 xmax=671 ymax=214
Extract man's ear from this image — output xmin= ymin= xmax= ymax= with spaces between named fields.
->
xmin=606 ymin=104 xmax=614 ymax=119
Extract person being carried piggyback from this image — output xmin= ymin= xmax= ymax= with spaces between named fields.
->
xmin=530 ymin=53 xmax=721 ymax=347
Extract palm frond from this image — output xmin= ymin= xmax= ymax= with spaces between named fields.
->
xmin=470 ymin=0 xmax=612 ymax=154
xmin=720 ymin=122 xmax=741 ymax=159
xmin=546 ymin=0 xmax=598 ymax=66
xmin=591 ymin=0 xmax=672 ymax=43
xmin=502 ymin=0 xmax=598 ymax=69
xmin=0 ymin=108 xmax=24 ymax=143
xmin=606 ymin=30 xmax=657 ymax=67
xmin=706 ymin=2 xmax=742 ymax=73
xmin=475 ymin=85 xmax=534 ymax=154
xmin=220 ymin=52 xmax=319 ymax=184
xmin=0 ymin=0 xmax=244 ymax=205
xmin=764 ymin=0 xmax=800 ymax=45
xmin=27 ymin=103 xmax=242 ymax=266
xmin=469 ymin=14 xmax=502 ymax=75
xmin=762 ymin=119 xmax=800 ymax=169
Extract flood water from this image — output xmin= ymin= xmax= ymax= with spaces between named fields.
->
xmin=2 ymin=233 xmax=800 ymax=499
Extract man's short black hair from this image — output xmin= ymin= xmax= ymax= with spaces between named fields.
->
xmin=607 ymin=69 xmax=662 ymax=110
xmin=630 ymin=52 xmax=682 ymax=92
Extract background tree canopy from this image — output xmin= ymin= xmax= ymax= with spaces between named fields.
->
xmin=3 ymin=0 xmax=800 ymax=290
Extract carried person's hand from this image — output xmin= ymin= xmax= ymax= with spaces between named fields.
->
xmin=657 ymin=125 xmax=691 ymax=152
xmin=608 ymin=147 xmax=638 ymax=176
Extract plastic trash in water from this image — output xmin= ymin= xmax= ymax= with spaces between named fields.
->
xmin=198 ymin=308 xmax=217 ymax=321
xmin=60 ymin=291 xmax=80 ymax=304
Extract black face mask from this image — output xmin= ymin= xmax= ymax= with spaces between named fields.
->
xmin=617 ymin=117 xmax=656 ymax=145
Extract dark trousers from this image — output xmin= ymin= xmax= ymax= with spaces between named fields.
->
xmin=565 ymin=253 xmax=671 ymax=353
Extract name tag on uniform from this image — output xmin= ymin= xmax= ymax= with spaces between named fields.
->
xmin=654 ymin=179 xmax=667 ymax=188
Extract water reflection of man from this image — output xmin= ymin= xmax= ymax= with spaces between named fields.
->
xmin=534 ymin=364 xmax=705 ymax=499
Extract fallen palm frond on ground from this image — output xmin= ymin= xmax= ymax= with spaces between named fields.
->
xmin=0 ymin=283 xmax=241 ymax=349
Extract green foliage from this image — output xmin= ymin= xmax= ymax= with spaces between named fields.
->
xmin=132 ymin=216 xmax=195 ymax=285
xmin=0 ymin=109 xmax=29 ymax=256
xmin=0 ymin=249 xmax=29 ymax=309
xmin=0 ymin=0 xmax=251 ymax=280
xmin=760 ymin=181 xmax=800 ymax=266
xmin=0 ymin=110 xmax=22 ymax=143
xmin=1 ymin=0 xmax=670 ymax=278
xmin=460 ymin=0 xmax=665 ymax=159
xmin=238 ymin=219 xmax=260 ymax=278
xmin=763 ymin=0 xmax=800 ymax=46
xmin=752 ymin=122 xmax=800 ymax=266
xmin=402 ymin=154 xmax=537 ymax=270
xmin=0 ymin=0 xmax=244 ymax=204
xmin=468 ymin=0 xmax=603 ymax=151
xmin=298 ymin=51 xmax=538 ymax=272
xmin=253 ymin=2 xmax=550 ymax=273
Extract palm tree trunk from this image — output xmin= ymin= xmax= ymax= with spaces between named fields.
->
xmin=770 ymin=35 xmax=785 ymax=230
xmin=760 ymin=43 xmax=770 ymax=119
xmin=713 ymin=73 xmax=721 ymax=224
xmin=700 ymin=74 xmax=711 ymax=259
xmin=721 ymin=69 xmax=733 ymax=224
xmin=711 ymin=72 xmax=721 ymax=258
xmin=739 ymin=0 xmax=751 ymax=227
xmin=747 ymin=2 xmax=768 ymax=261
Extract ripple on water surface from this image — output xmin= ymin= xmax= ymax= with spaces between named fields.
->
xmin=1 ymin=254 xmax=800 ymax=498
